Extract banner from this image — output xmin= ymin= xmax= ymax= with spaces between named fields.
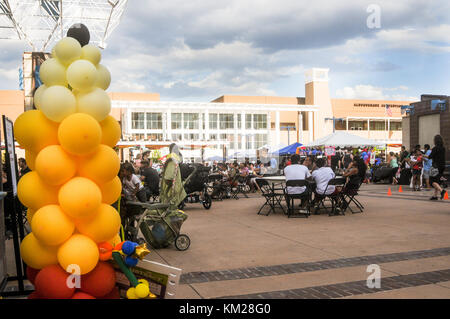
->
xmin=324 ymin=146 xmax=336 ymax=156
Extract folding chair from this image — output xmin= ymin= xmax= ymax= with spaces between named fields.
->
xmin=231 ymin=175 xmax=250 ymax=199
xmin=255 ymin=178 xmax=285 ymax=216
xmin=284 ymin=180 xmax=312 ymax=218
xmin=341 ymin=181 xmax=364 ymax=214
xmin=313 ymin=177 xmax=346 ymax=216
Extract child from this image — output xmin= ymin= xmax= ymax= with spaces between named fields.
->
xmin=410 ymin=149 xmax=423 ymax=191
xmin=121 ymin=163 xmax=147 ymax=202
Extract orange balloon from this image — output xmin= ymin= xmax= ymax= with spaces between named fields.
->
xmin=17 ymin=171 xmax=59 ymax=210
xmin=78 ymin=145 xmax=120 ymax=184
xmin=31 ymin=205 xmax=75 ymax=246
xmin=58 ymin=113 xmax=102 ymax=156
xmin=25 ymin=150 xmax=37 ymax=171
xmin=35 ymin=145 xmax=77 ymax=186
xmin=75 ymin=204 xmax=121 ymax=243
xmin=58 ymin=177 xmax=102 ymax=219
xmin=99 ymin=115 xmax=121 ymax=148
xmin=14 ymin=110 xmax=59 ymax=154
xmin=57 ymin=234 xmax=99 ymax=275
xmin=20 ymin=233 xmax=58 ymax=269
xmin=99 ymin=176 xmax=122 ymax=205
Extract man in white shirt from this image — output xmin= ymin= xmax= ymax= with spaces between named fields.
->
xmin=284 ymin=154 xmax=311 ymax=194
xmin=312 ymin=157 xmax=336 ymax=195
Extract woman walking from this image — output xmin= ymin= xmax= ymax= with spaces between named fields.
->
xmin=427 ymin=135 xmax=447 ymax=200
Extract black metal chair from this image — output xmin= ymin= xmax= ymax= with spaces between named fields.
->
xmin=231 ymin=175 xmax=251 ymax=199
xmin=313 ymin=177 xmax=346 ymax=216
xmin=340 ymin=180 xmax=364 ymax=214
xmin=255 ymin=178 xmax=285 ymax=216
xmin=284 ymin=180 xmax=312 ymax=218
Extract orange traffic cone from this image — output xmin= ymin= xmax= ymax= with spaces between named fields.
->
xmin=444 ymin=191 xmax=449 ymax=200
xmin=399 ymin=186 xmax=403 ymax=193
xmin=387 ymin=188 xmax=392 ymax=196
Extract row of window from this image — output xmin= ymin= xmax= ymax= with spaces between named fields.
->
xmin=130 ymin=133 xmax=268 ymax=149
xmin=334 ymin=120 xmax=402 ymax=131
xmin=131 ymin=112 xmax=268 ymax=130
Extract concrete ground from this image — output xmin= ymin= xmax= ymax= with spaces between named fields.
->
xmin=3 ymin=183 xmax=450 ymax=299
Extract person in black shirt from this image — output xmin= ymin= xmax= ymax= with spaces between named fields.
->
xmin=18 ymin=158 xmax=30 ymax=178
xmin=140 ymin=160 xmax=160 ymax=200
xmin=330 ymin=148 xmax=342 ymax=172
xmin=426 ymin=135 xmax=446 ymax=200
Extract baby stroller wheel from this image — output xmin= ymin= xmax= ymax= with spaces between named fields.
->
xmin=175 ymin=234 xmax=190 ymax=251
xmin=202 ymin=194 xmax=212 ymax=210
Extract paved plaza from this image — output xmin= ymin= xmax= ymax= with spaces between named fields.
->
xmin=4 ymin=184 xmax=450 ymax=299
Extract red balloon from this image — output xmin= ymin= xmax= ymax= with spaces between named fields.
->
xmin=26 ymin=266 xmax=40 ymax=285
xmin=102 ymin=286 xmax=120 ymax=299
xmin=72 ymin=291 xmax=96 ymax=299
xmin=34 ymin=264 xmax=75 ymax=299
xmin=80 ymin=261 xmax=116 ymax=297
xmin=27 ymin=291 xmax=41 ymax=299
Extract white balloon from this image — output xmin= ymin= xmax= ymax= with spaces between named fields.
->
xmin=40 ymin=86 xmax=77 ymax=122
xmin=77 ymin=88 xmax=111 ymax=122
xmin=67 ymin=60 xmax=98 ymax=92
xmin=33 ymin=84 xmax=47 ymax=110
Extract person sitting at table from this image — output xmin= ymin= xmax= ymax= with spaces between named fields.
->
xmin=312 ymin=157 xmax=337 ymax=197
xmin=284 ymin=154 xmax=311 ymax=209
xmin=339 ymin=156 xmax=367 ymax=210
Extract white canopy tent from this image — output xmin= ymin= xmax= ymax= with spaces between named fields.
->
xmin=305 ymin=131 xmax=385 ymax=148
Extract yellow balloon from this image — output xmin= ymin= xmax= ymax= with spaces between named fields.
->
xmin=39 ymin=58 xmax=67 ymax=87
xmin=135 ymin=283 xmax=150 ymax=298
xmin=126 ymin=287 xmax=138 ymax=299
xmin=81 ymin=44 xmax=101 ymax=65
xmin=31 ymin=205 xmax=75 ymax=246
xmin=58 ymin=113 xmax=102 ymax=156
xmin=99 ymin=176 xmax=122 ymax=205
xmin=25 ymin=150 xmax=36 ymax=170
xmin=78 ymin=145 xmax=120 ymax=184
xmin=57 ymin=234 xmax=99 ymax=275
xmin=67 ymin=59 xmax=98 ymax=92
xmin=33 ymin=84 xmax=47 ymax=110
xmin=95 ymin=64 xmax=111 ymax=91
xmin=14 ymin=110 xmax=59 ymax=154
xmin=17 ymin=171 xmax=59 ymax=210
xmin=76 ymin=87 xmax=111 ymax=121
xmin=26 ymin=208 xmax=36 ymax=223
xmin=40 ymin=85 xmax=77 ymax=122
xmin=54 ymin=37 xmax=82 ymax=66
xmin=75 ymin=204 xmax=121 ymax=243
xmin=59 ymin=177 xmax=102 ymax=219
xmin=35 ymin=145 xmax=77 ymax=186
xmin=100 ymin=115 xmax=121 ymax=148
xmin=20 ymin=233 xmax=58 ymax=269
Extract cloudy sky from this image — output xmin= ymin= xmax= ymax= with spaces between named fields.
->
xmin=1 ymin=0 xmax=449 ymax=102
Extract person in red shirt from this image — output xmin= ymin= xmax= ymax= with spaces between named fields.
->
xmin=411 ymin=149 xmax=423 ymax=191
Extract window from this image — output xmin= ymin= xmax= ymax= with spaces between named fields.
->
xmin=184 ymin=113 xmax=199 ymax=130
xmin=219 ymin=114 xmax=234 ymax=130
xmin=254 ymin=134 xmax=268 ymax=149
xmin=171 ymin=113 xmax=182 ymax=130
xmin=184 ymin=133 xmax=199 ymax=141
xmin=209 ymin=133 xmax=217 ymax=141
xmin=348 ymin=121 xmax=367 ymax=131
xmin=132 ymin=133 xmax=145 ymax=141
xmin=369 ymin=121 xmax=385 ymax=131
xmin=390 ymin=121 xmax=402 ymax=131
xmin=209 ymin=113 xmax=218 ymax=129
xmin=246 ymin=114 xmax=252 ymax=129
xmin=237 ymin=114 xmax=241 ymax=129
xmin=171 ymin=134 xmax=182 ymax=141
xmin=131 ymin=112 xmax=145 ymax=129
xmin=146 ymin=112 xmax=162 ymax=130
xmin=335 ymin=119 xmax=347 ymax=131
xmin=253 ymin=114 xmax=267 ymax=129
xmin=147 ymin=133 xmax=162 ymax=141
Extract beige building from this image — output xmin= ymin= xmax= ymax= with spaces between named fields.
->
xmin=1 ymin=68 xmax=412 ymax=161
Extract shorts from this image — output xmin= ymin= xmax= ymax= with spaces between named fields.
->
xmin=412 ymin=169 xmax=422 ymax=176
xmin=423 ymin=169 xmax=430 ymax=179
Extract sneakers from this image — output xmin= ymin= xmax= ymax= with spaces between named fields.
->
xmin=429 ymin=196 xmax=438 ymax=200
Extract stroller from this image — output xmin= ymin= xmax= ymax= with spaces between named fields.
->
xmin=179 ymin=163 xmax=212 ymax=210
xmin=123 ymin=201 xmax=190 ymax=251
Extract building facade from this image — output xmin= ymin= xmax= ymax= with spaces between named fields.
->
xmin=1 ymin=68 xmax=414 ymax=161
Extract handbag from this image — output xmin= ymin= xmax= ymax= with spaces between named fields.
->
xmin=430 ymin=166 xmax=439 ymax=177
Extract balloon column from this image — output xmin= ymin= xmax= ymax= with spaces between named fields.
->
xmin=15 ymin=24 xmax=124 ymax=299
